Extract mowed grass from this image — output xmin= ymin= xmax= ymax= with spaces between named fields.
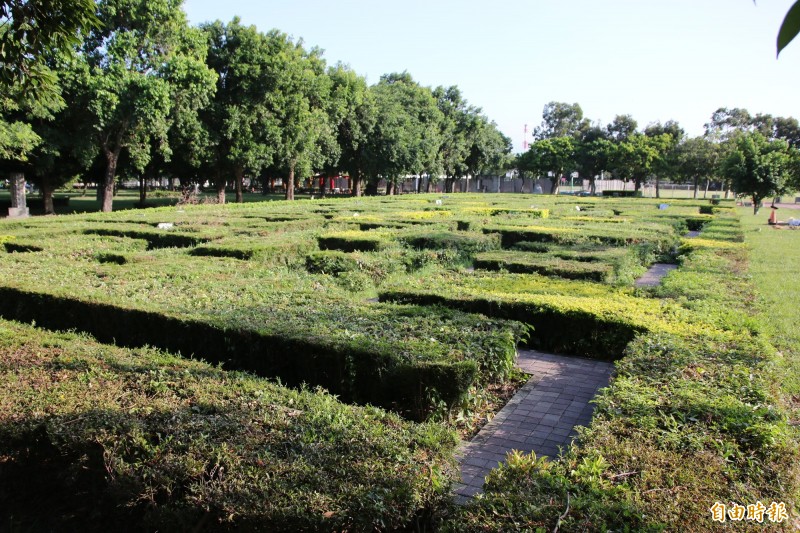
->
xmin=739 ymin=207 xmax=800 ymax=420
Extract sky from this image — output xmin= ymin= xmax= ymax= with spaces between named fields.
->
xmin=183 ymin=0 xmax=800 ymax=153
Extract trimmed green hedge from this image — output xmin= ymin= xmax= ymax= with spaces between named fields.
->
xmin=0 ymin=319 xmax=458 ymax=531
xmin=0 ymin=286 xmax=525 ymax=420
xmin=380 ymin=288 xmax=644 ymax=359
xmin=318 ymin=230 xmax=390 ymax=252
xmin=306 ymin=250 xmax=361 ymax=274
xmin=483 ymin=224 xmax=679 ymax=260
xmin=399 ymin=230 xmax=501 ymax=256
xmin=84 ymin=227 xmax=206 ymax=249
xmin=474 ymin=251 xmax=613 ymax=282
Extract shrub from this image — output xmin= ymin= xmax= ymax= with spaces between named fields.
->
xmin=399 ymin=231 xmax=501 ymax=256
xmin=306 ymin=250 xmax=361 ymax=275
xmin=0 ymin=319 xmax=458 ymax=531
xmin=318 ymin=230 xmax=390 ymax=252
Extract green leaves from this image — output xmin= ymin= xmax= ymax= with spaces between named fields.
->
xmin=777 ymin=0 xmax=800 ymax=56
xmin=721 ymin=131 xmax=796 ymax=211
xmin=0 ymin=0 xmax=98 ymax=100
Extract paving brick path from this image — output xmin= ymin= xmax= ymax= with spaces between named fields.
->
xmin=634 ymin=263 xmax=678 ymax=287
xmin=454 ymin=350 xmax=614 ymax=501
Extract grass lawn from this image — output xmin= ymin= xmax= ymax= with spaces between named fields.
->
xmin=739 ymin=207 xmax=800 ymax=423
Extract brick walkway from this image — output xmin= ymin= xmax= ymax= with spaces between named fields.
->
xmin=454 ymin=350 xmax=614 ymax=501
xmin=634 ymin=263 xmax=678 ymax=287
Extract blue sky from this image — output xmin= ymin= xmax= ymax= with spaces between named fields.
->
xmin=183 ymin=0 xmax=800 ymax=152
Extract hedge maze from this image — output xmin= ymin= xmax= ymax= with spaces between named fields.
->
xmin=0 ymin=194 xmax=796 ymax=530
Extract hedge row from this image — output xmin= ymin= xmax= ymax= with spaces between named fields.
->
xmin=318 ymin=230 xmax=390 ymax=252
xmin=379 ymin=268 xmax=722 ymax=359
xmin=474 ymin=251 xmax=614 ymax=282
xmin=450 ymin=210 xmax=799 ymax=531
xmin=399 ymin=230 xmax=501 ymax=256
xmin=0 ymin=319 xmax=458 ymax=531
xmin=0 ymin=284 xmax=525 ymax=421
xmin=482 ymin=224 xmax=679 ymax=259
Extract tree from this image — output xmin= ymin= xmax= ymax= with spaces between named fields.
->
xmin=20 ymin=59 xmax=97 ymax=214
xmin=674 ymin=136 xmax=721 ymax=199
xmin=575 ymin=126 xmax=614 ymax=194
xmin=722 ymin=131 xmax=797 ymax=214
xmin=201 ymin=19 xmax=280 ymax=204
xmin=0 ymin=0 xmax=97 ymax=101
xmin=518 ymin=137 xmax=575 ymax=195
xmin=325 ymin=64 xmax=375 ymax=197
xmin=534 ymin=101 xmax=587 ymax=140
xmin=268 ymin=34 xmax=333 ymax=201
xmin=606 ymin=114 xmax=638 ymax=143
xmin=73 ymin=0 xmax=212 ymax=212
xmin=0 ymin=1 xmax=97 ymax=216
xmin=434 ymin=85 xmax=482 ymax=193
xmin=704 ymin=107 xmax=755 ymax=140
xmin=463 ymin=117 xmax=512 ymax=190
xmin=645 ymin=120 xmax=684 ymax=197
xmin=366 ymin=73 xmax=442 ymax=195
xmin=773 ymin=116 xmax=800 ymax=148
xmin=610 ymin=133 xmax=672 ymax=192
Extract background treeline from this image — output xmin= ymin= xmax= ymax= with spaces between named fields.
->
xmin=2 ymin=0 xmax=799 ymax=215
xmin=519 ymin=102 xmax=800 ymax=211
xmin=0 ymin=0 xmax=512 ymax=212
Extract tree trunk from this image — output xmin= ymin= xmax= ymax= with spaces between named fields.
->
xmin=693 ymin=175 xmax=699 ymax=199
xmin=425 ymin=179 xmax=433 ymax=193
xmin=655 ymin=175 xmax=661 ymax=198
xmin=590 ymin=175 xmax=596 ymax=195
xmin=753 ymin=195 xmax=761 ymax=215
xmin=387 ymin=181 xmax=395 ymax=196
xmin=550 ymin=176 xmax=560 ymax=195
xmin=352 ymin=172 xmax=362 ymax=197
xmin=285 ymin=165 xmax=295 ymax=200
xmin=234 ymin=166 xmax=244 ymax=203
xmin=215 ymin=173 xmax=226 ymax=204
xmin=139 ymin=175 xmax=147 ymax=206
xmin=703 ymin=179 xmax=710 ymax=199
xmin=42 ymin=180 xmax=55 ymax=215
xmin=101 ymin=149 xmax=119 ymax=212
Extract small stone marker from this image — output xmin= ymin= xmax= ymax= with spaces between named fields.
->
xmin=7 ymin=173 xmax=29 ymax=218
xmin=156 ymin=222 xmax=174 ymax=230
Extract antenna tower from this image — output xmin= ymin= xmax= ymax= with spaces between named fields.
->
xmin=523 ymin=124 xmax=529 ymax=151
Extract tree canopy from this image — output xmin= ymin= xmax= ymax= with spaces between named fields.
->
xmin=722 ymin=131 xmax=798 ymax=213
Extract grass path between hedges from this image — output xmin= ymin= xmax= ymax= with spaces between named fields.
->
xmin=739 ymin=208 xmax=800 ymax=459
